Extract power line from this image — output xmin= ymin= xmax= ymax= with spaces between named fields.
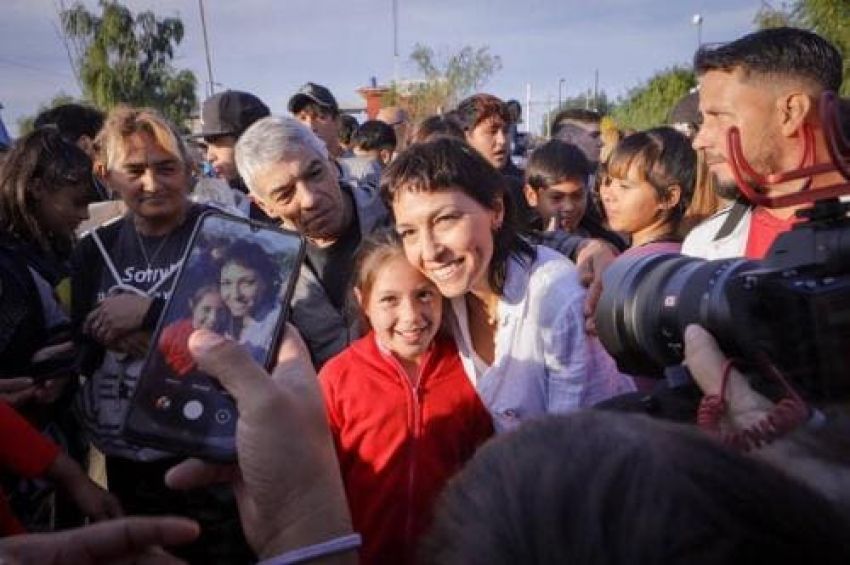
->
xmin=0 ymin=56 xmax=76 ymax=80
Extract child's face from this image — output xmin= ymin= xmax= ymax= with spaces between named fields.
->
xmin=525 ymin=178 xmax=587 ymax=232
xmin=192 ymin=291 xmax=227 ymax=330
xmin=599 ymin=168 xmax=665 ymax=236
xmin=360 ymin=255 xmax=442 ymax=363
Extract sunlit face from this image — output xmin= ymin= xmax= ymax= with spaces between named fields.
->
xmin=393 ymin=188 xmax=503 ymax=299
xmin=35 ymin=181 xmax=90 ymax=240
xmin=250 ymin=144 xmax=346 ymax=242
xmin=599 ymin=168 xmax=667 ymax=238
xmin=191 ymin=290 xmax=227 ymax=330
xmin=693 ymin=68 xmax=784 ymax=198
xmin=204 ymin=135 xmax=238 ymax=181
xmin=295 ymin=107 xmax=341 ymax=157
xmin=466 ymin=117 xmax=509 ymax=169
xmin=220 ymin=262 xmax=266 ymax=319
xmin=105 ymin=132 xmax=190 ymax=223
xmin=359 ymin=255 xmax=441 ymax=363
xmin=524 ymin=178 xmax=588 ymax=232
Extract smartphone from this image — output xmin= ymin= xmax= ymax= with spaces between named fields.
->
xmin=124 ymin=211 xmax=305 ymax=460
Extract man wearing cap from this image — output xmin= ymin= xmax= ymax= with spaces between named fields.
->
xmin=288 ymin=82 xmax=344 ymax=159
xmin=376 ymin=106 xmax=410 ymax=153
xmin=195 ymin=90 xmax=272 ymax=220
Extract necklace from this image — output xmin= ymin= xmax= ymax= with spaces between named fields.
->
xmin=133 ymin=227 xmax=172 ymax=269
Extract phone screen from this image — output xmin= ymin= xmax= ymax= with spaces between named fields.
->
xmin=125 ymin=212 xmax=304 ymax=460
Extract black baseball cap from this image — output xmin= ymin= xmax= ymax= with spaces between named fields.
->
xmin=288 ymin=82 xmax=339 ymax=115
xmin=194 ymin=90 xmax=270 ymax=139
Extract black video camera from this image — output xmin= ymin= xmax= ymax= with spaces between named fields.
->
xmin=595 ymin=198 xmax=850 ymax=401
xmin=595 ymin=92 xmax=850 ymax=402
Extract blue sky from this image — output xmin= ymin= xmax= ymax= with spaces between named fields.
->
xmin=1 ymin=0 xmax=760 ymax=136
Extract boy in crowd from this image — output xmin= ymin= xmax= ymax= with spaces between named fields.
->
xmin=340 ymin=120 xmax=397 ymax=194
xmin=524 ymin=139 xmax=626 ymax=253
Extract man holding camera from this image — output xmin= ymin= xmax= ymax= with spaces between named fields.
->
xmin=683 ymin=27 xmax=846 ymax=261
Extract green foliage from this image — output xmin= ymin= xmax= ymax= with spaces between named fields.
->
xmin=753 ymin=2 xmax=797 ymax=28
xmin=16 ymin=93 xmax=80 ymax=136
xmin=557 ymin=91 xmax=611 ymax=115
xmin=612 ymin=68 xmax=696 ymax=131
xmin=384 ymin=44 xmax=502 ymax=123
xmin=753 ymin=0 xmax=850 ymax=95
xmin=795 ymin=0 xmax=850 ymax=95
xmin=60 ymin=0 xmax=197 ymax=129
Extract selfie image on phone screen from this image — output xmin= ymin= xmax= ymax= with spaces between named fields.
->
xmin=125 ymin=212 xmax=304 ymax=460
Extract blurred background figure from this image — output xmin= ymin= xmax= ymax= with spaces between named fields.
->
xmin=409 ymin=114 xmax=464 ymax=146
xmin=551 ymin=108 xmax=603 ymax=168
xmin=338 ymin=114 xmax=360 ymax=157
xmin=340 ymin=120 xmax=397 ymax=194
xmin=376 ymin=106 xmax=411 ymax=153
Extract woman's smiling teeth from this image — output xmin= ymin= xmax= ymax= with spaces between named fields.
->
xmin=428 ymin=259 xmax=464 ymax=282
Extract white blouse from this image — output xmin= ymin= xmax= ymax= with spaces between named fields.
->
xmin=449 ymin=245 xmax=635 ymax=433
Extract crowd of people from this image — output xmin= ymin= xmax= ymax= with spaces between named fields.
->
xmin=0 ymin=26 xmax=850 ymax=564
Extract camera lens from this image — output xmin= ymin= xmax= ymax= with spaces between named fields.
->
xmin=595 ymin=253 xmax=755 ymax=376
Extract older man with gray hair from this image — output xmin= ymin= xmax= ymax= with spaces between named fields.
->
xmin=236 ymin=116 xmax=388 ymax=367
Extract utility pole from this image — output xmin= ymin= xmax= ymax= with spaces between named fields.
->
xmin=692 ymin=14 xmax=704 ymax=50
xmin=525 ymin=83 xmax=532 ymax=135
xmin=199 ymin=0 xmax=215 ymax=98
xmin=593 ymin=69 xmax=599 ymax=111
xmin=558 ymin=78 xmax=565 ymax=110
xmin=392 ymin=0 xmax=400 ymax=86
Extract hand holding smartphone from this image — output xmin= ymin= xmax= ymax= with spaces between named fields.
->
xmin=125 ymin=212 xmax=305 ymax=460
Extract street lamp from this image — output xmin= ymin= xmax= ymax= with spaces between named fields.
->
xmin=558 ymin=78 xmax=565 ymax=109
xmin=692 ymin=13 xmax=704 ymax=49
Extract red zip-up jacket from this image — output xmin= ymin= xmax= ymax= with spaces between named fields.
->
xmin=318 ymin=332 xmax=493 ymax=564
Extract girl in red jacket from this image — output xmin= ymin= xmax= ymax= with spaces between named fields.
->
xmin=318 ymin=230 xmax=493 ymax=564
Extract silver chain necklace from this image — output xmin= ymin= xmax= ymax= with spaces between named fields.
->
xmin=133 ymin=227 xmax=172 ymax=269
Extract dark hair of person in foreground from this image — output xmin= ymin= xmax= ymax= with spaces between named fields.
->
xmin=422 ymin=410 xmax=850 ymax=565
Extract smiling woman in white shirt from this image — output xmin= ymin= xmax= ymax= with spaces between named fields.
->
xmin=381 ymin=136 xmax=634 ymax=432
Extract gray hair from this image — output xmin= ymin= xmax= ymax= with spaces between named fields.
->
xmin=235 ymin=116 xmax=329 ymax=193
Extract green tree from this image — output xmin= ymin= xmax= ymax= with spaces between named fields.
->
xmin=59 ymin=0 xmax=197 ymax=129
xmin=612 ymin=68 xmax=696 ymax=131
xmin=556 ymin=91 xmax=611 ymax=115
xmin=16 ymin=93 xmax=80 ymax=136
xmin=754 ymin=0 xmax=850 ymax=95
xmin=384 ymin=44 xmax=502 ymax=123
xmin=753 ymin=1 xmax=797 ymax=28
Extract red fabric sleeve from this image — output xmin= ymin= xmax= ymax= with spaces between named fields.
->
xmin=158 ymin=319 xmax=197 ymax=377
xmin=0 ymin=402 xmax=60 ymax=477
